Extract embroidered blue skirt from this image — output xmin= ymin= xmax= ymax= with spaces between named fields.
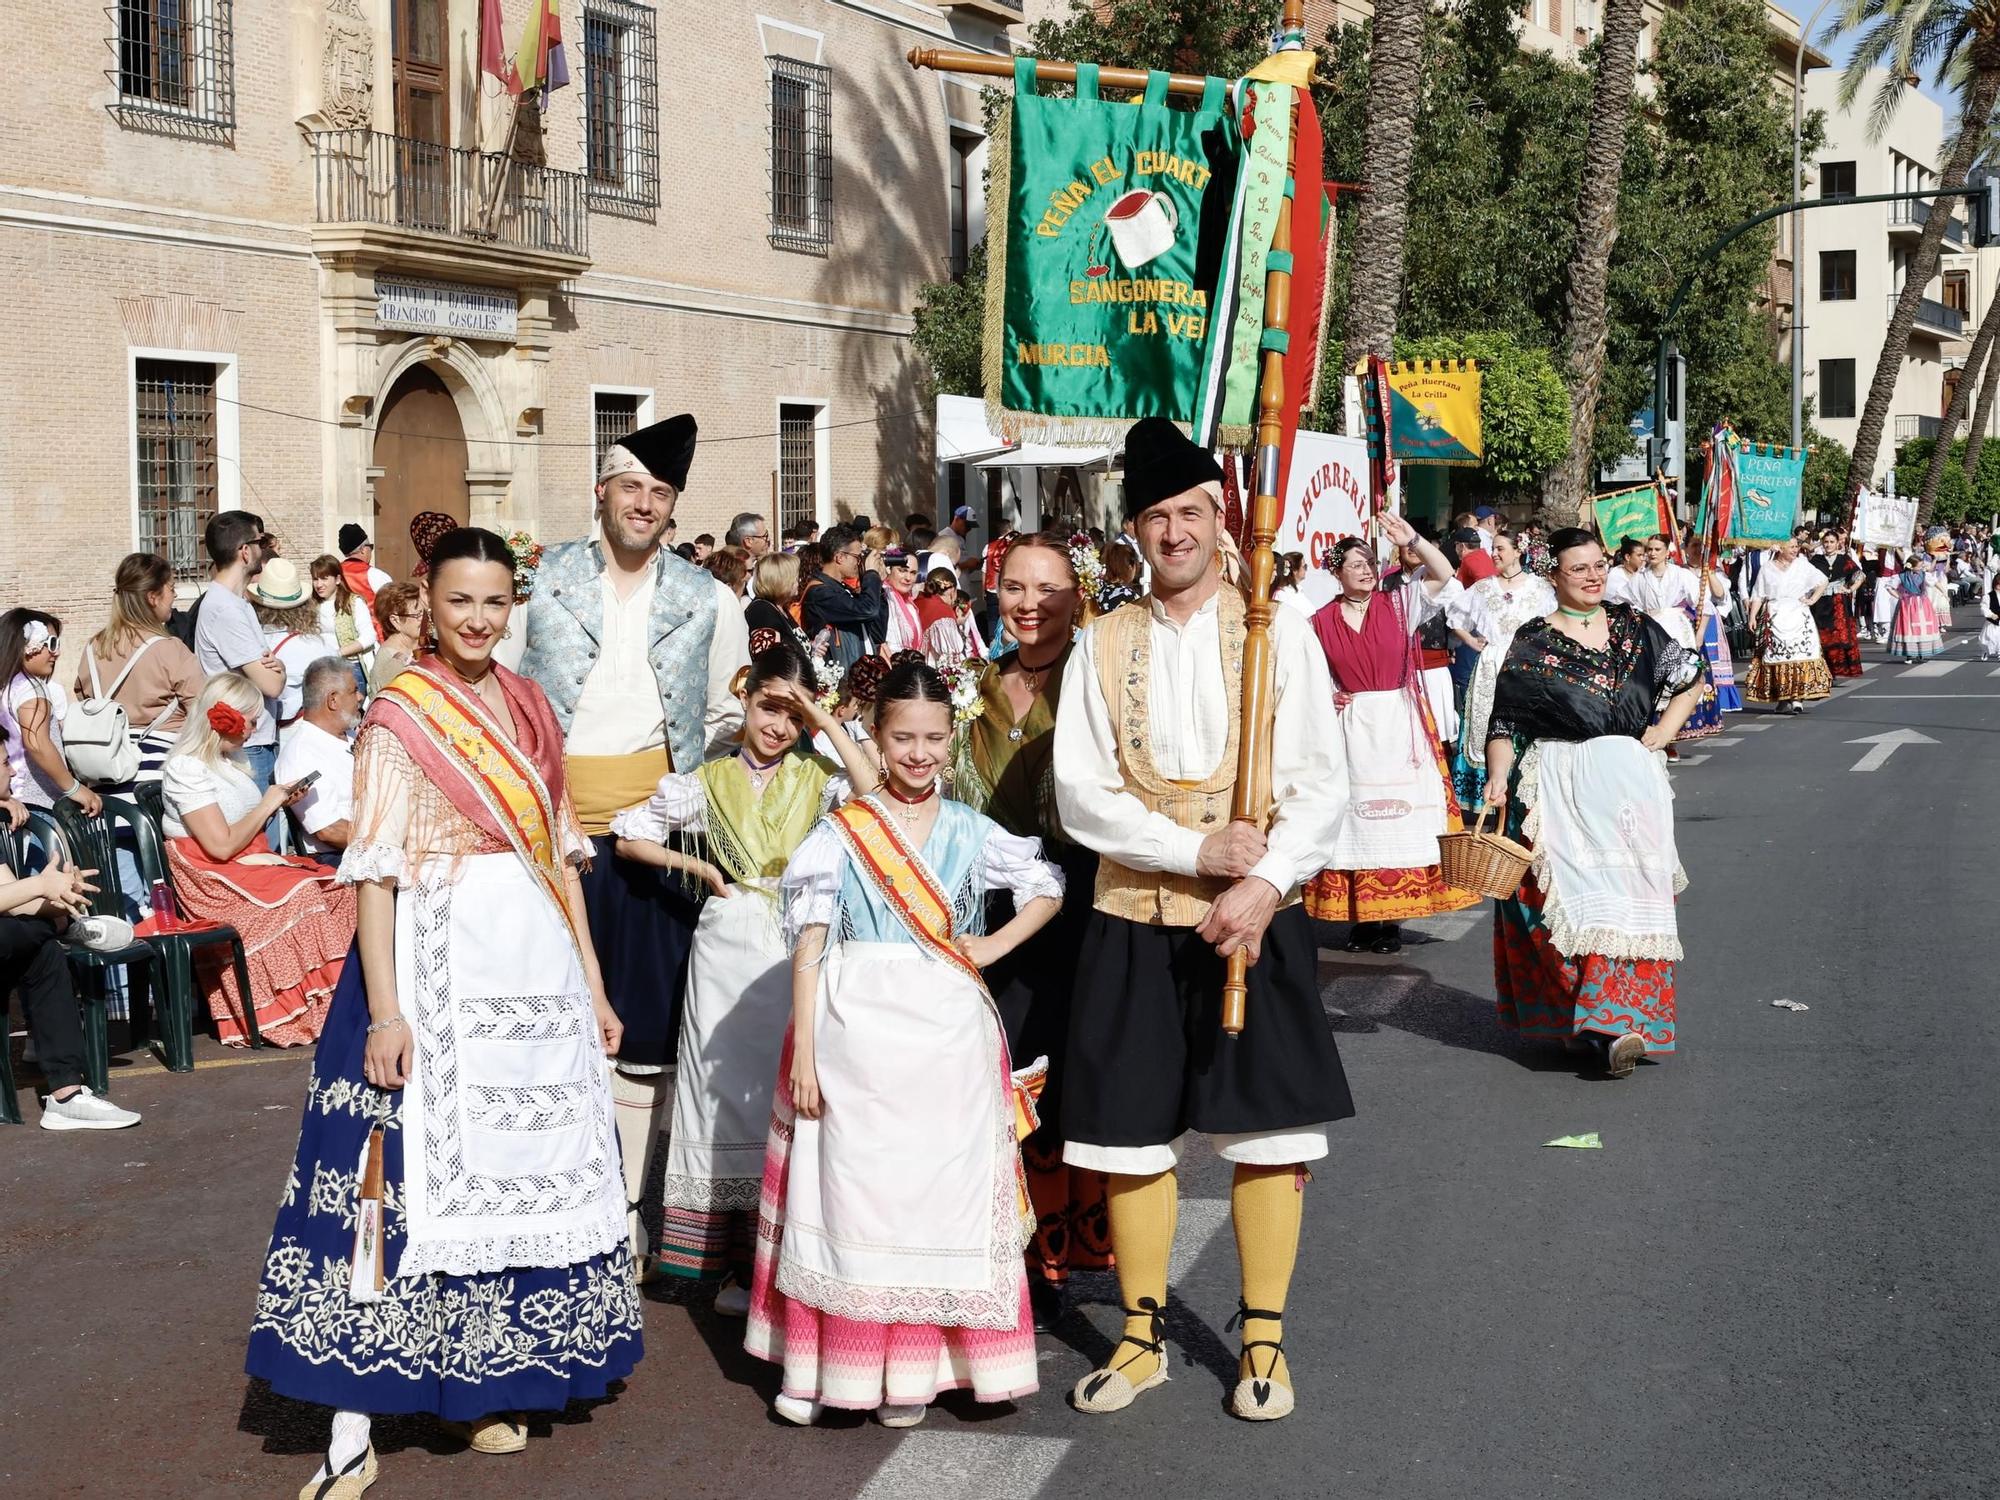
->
xmin=245 ymin=955 xmax=644 ymax=1419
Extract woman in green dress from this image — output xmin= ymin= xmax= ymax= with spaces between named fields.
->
xmin=956 ymin=532 xmax=1112 ymax=1330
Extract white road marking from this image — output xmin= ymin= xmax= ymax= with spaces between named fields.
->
xmin=1731 ymin=721 xmax=1773 ymax=731
xmin=1671 ymin=753 xmax=1710 ymax=766
xmin=1900 ymin=660 xmax=1964 ymax=678
xmin=1846 ymin=728 xmax=1938 ymax=772
xmin=1989 ymin=665 xmax=2000 ymax=676
xmin=1705 ymin=736 xmax=1743 ymax=746
xmin=858 ymin=1434 xmax=1073 ymax=1500
xmin=1169 ymin=1197 xmax=1233 ymax=1287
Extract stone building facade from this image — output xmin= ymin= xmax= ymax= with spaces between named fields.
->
xmin=1 ymin=0 xmax=1017 ymax=625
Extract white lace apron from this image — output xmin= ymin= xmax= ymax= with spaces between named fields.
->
xmin=1327 ymin=688 xmax=1448 ymax=870
xmin=1519 ymin=737 xmax=1686 ymax=961
xmin=395 ymin=852 xmax=625 ymax=1280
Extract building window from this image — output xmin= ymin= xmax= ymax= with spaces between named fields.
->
xmin=949 ymin=132 xmax=979 ymax=278
xmin=1944 ymin=269 xmax=1971 ymax=314
xmin=1820 ymin=160 xmax=1856 ymax=200
xmin=1819 ymin=249 xmax=1856 ymax=302
xmin=135 ymin=359 xmax=219 ymax=583
xmin=1820 ymin=358 xmax=1857 ymax=420
xmin=778 ymin=404 xmax=821 ymax=535
xmin=593 ymin=390 xmax=643 ymax=477
xmin=583 ymin=1 xmax=659 ymax=218
xmin=110 ymin=0 xmax=234 ymax=138
xmin=770 ymin=57 xmax=832 ymax=254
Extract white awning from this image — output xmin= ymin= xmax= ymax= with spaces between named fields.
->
xmin=974 ymin=443 xmax=1112 ymax=470
xmin=935 ymin=393 xmax=1013 ymax=464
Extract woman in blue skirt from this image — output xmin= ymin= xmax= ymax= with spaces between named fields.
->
xmin=246 ymin=530 xmax=641 ymax=1498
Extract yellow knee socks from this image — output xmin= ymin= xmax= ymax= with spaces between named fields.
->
xmin=1230 ymin=1163 xmax=1305 ymax=1392
xmin=1101 ymin=1169 xmax=1178 ymax=1386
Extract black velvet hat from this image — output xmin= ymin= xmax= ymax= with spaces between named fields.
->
xmin=1120 ymin=417 xmax=1223 ymax=518
xmin=610 ymin=413 xmax=699 ymax=490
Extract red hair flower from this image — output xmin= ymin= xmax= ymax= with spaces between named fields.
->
xmin=207 ymin=702 xmax=249 ymax=739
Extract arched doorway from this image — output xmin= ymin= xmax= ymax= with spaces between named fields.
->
xmin=372 ymin=365 xmax=468 ymax=582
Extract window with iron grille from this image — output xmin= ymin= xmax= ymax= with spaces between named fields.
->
xmin=135 ymin=360 xmax=219 ymax=583
xmin=594 ymin=391 xmax=642 ymax=477
xmin=778 ymin=404 xmax=820 ymax=535
xmin=769 ymin=58 xmax=832 ymax=253
xmin=108 ymin=0 xmax=235 ymax=139
xmin=583 ymin=1 xmax=659 ymax=218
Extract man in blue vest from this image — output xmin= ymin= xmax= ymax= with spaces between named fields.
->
xmin=521 ymin=414 xmax=749 ymax=1280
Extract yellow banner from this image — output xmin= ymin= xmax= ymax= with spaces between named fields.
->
xmin=1386 ymin=359 xmax=1483 ymax=467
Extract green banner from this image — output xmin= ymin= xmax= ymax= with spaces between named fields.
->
xmin=1593 ymin=481 xmax=1660 ymax=550
xmin=1728 ymin=441 xmax=1805 ymax=548
xmin=986 ymin=58 xmax=1230 ymax=442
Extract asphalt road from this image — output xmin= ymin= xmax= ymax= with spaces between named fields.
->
xmin=4 ymin=615 xmax=1996 ymax=1500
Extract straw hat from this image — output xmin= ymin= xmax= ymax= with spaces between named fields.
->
xmin=248 ymin=557 xmax=310 ymax=608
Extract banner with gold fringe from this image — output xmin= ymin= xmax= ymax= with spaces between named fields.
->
xmin=984 ymin=57 xmax=1236 ymax=443
xmin=1385 ymin=359 xmax=1483 ymax=467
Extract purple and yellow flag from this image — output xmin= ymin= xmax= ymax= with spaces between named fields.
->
xmin=514 ymin=0 xmax=571 ymax=106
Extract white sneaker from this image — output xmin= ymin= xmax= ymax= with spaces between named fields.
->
xmin=62 ymin=916 xmax=133 ymax=953
xmin=39 ymin=1085 xmax=141 ymax=1131
xmin=713 ymin=1280 xmax=751 ymax=1318
xmin=773 ymin=1394 xmax=823 ymax=1426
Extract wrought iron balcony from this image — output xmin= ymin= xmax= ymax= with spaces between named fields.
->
xmin=1888 ymin=197 xmax=1970 ymax=247
xmin=311 ymin=129 xmax=589 ymax=263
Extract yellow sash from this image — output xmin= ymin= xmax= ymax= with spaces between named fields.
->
xmin=377 ymin=669 xmax=580 ymax=948
xmin=568 ymin=748 xmax=673 ymax=837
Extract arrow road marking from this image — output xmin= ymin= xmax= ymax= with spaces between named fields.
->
xmin=1847 ymin=727 xmax=1938 ymax=772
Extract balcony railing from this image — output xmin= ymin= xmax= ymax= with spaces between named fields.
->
xmin=1893 ymin=291 xmax=1965 ymax=338
xmin=311 ymin=129 xmax=588 ymax=259
xmin=1894 ymin=414 xmax=1943 ymax=443
xmin=1888 ymin=197 xmax=1970 ymax=246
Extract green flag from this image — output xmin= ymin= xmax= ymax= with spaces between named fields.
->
xmin=986 ymin=58 xmax=1232 ymax=442
xmin=1593 ymin=482 xmax=1660 ymax=550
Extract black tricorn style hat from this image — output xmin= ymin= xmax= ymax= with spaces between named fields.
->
xmin=605 ymin=413 xmax=699 ymax=491
xmin=1120 ymin=417 xmax=1224 ymax=518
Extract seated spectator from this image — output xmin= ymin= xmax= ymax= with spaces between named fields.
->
xmin=275 ymin=658 xmax=359 ymax=860
xmin=367 ymin=581 xmax=424 ymax=695
xmin=0 ymin=849 xmax=140 ymax=1130
xmin=72 ymin=553 xmax=204 ymax=786
xmin=310 ymin=553 xmax=376 ymax=683
xmin=250 ymin=560 xmax=339 ymax=737
xmin=706 ymin=543 xmax=750 ymax=596
xmin=0 ymin=609 xmax=98 ymax=817
xmin=160 ymin=673 xmax=355 ymax=1047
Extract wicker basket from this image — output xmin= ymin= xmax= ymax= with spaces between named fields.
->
xmin=1437 ymin=805 xmax=1533 ymax=900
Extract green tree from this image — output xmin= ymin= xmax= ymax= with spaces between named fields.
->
xmin=1829 ymin=0 xmax=2000 ymax=503
xmin=1895 ymin=436 xmax=2000 ymax=524
xmin=911 ymin=241 xmax=987 ymax=398
xmin=1543 ymin=0 xmax=1649 ymax=527
xmin=1801 ymin=426 xmax=1852 ymax=521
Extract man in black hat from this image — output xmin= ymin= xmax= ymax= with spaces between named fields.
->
xmin=1052 ymin=417 xmax=1352 ymax=1423
xmin=520 ymin=414 xmax=749 ymax=1283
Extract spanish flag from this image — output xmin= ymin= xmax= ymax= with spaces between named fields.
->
xmin=514 ymin=0 xmax=571 ymax=106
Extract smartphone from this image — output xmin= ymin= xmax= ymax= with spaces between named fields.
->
xmin=291 ymin=770 xmax=322 ymax=793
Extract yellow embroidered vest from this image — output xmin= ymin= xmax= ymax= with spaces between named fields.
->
xmin=1091 ymin=589 xmax=1245 ymax=927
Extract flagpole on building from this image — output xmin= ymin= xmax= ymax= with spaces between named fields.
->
xmin=912 ymin=1 xmax=1314 ymax=1036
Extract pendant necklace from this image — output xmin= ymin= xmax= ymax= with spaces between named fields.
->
xmin=882 ymin=779 xmax=937 ymax=827
xmin=1010 ymin=647 xmax=1063 ymax=741
xmin=740 ymin=747 xmax=784 ymax=793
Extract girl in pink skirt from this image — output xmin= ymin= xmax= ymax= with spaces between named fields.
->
xmin=746 ymin=661 xmax=1063 ymax=1429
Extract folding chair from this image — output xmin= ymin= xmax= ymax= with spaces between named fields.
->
xmin=0 ymin=820 xmax=26 ymax=1125
xmin=38 ymin=806 xmax=165 ymax=1096
xmin=116 ymin=798 xmax=260 ymax=1071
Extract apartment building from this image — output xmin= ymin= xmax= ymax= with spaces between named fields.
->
xmin=1798 ymin=67 xmax=1972 ymax=467
xmin=0 ymin=0 xmax=1018 ymax=625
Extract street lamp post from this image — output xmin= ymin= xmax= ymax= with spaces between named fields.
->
xmin=1793 ymin=0 xmax=1841 ymax=451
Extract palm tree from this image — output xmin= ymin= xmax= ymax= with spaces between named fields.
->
xmin=1917 ymin=290 xmax=2000 ymax=519
xmin=1830 ymin=0 xmax=2000 ymax=505
xmin=1961 ymin=340 xmax=2000 ymax=482
xmin=1539 ymin=0 xmax=1648 ymax=527
xmin=1338 ymin=0 xmax=1427 ymax=390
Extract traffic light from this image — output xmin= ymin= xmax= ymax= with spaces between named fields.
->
xmin=1975 ymin=175 xmax=2000 ymax=247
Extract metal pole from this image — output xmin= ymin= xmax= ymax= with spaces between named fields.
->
xmin=1791 ymin=0 xmax=1839 ymax=452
